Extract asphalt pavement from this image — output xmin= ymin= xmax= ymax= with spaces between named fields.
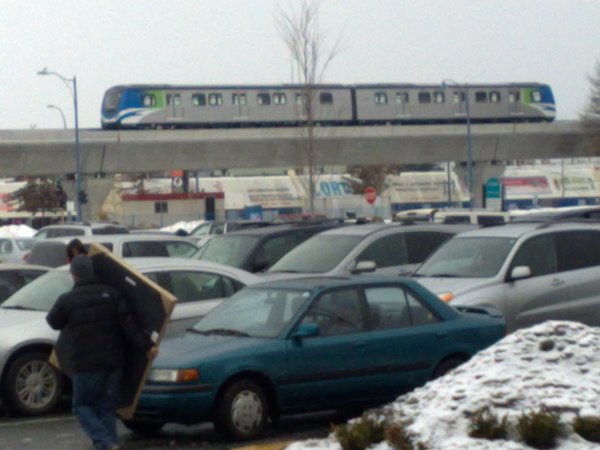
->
xmin=0 ymin=407 xmax=339 ymax=450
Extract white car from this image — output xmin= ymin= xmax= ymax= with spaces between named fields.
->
xmin=0 ymin=258 xmax=260 ymax=417
xmin=0 ymin=237 xmax=36 ymax=263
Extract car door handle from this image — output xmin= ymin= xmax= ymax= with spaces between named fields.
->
xmin=435 ymin=332 xmax=449 ymax=339
xmin=551 ymin=278 xmax=565 ymax=287
xmin=352 ymin=341 xmax=367 ymax=348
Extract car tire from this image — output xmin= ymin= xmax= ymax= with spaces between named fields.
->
xmin=4 ymin=352 xmax=64 ymax=416
xmin=215 ymin=379 xmax=269 ymax=440
xmin=432 ymin=357 xmax=467 ymax=379
xmin=122 ymin=419 xmax=164 ymax=436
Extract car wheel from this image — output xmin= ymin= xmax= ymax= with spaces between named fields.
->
xmin=215 ymin=380 xmax=269 ymax=440
xmin=122 ymin=419 xmax=164 ymax=436
xmin=4 ymin=352 xmax=64 ymax=416
xmin=433 ymin=357 xmax=467 ymax=379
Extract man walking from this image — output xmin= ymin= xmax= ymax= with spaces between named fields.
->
xmin=47 ymin=254 xmax=154 ymax=450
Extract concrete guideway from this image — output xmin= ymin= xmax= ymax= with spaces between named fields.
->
xmin=0 ymin=121 xmax=589 ymax=177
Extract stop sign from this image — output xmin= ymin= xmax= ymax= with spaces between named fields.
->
xmin=364 ymin=186 xmax=377 ymax=205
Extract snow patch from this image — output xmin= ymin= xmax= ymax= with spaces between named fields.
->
xmin=289 ymin=321 xmax=600 ymax=450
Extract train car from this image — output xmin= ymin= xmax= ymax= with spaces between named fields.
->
xmin=353 ymin=83 xmax=555 ymax=124
xmin=101 ymin=84 xmax=353 ymax=129
xmin=101 ymin=82 xmax=555 ymax=129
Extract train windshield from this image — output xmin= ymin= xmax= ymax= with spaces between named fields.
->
xmin=103 ymin=88 xmax=122 ymax=114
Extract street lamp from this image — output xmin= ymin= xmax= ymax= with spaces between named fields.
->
xmin=46 ymin=104 xmax=67 ymax=129
xmin=442 ymin=79 xmax=474 ymax=208
xmin=38 ymin=67 xmax=83 ymax=221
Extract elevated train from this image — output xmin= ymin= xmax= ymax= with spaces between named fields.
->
xmin=101 ymin=82 xmax=556 ymax=129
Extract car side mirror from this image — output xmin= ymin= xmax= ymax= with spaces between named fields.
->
xmin=510 ymin=266 xmax=531 ymax=281
xmin=291 ymin=323 xmax=319 ymax=339
xmin=352 ymin=260 xmax=377 ymax=274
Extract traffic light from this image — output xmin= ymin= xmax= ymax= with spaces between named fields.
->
xmin=78 ymin=190 xmax=88 ymax=204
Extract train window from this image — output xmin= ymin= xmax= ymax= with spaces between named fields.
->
xmin=490 ymin=91 xmax=501 ymax=103
xmin=142 ymin=94 xmax=156 ymax=107
xmin=475 ymin=92 xmax=488 ymax=103
xmin=192 ymin=94 xmax=206 ymax=106
xmin=418 ymin=92 xmax=431 ymax=104
xmin=374 ymin=92 xmax=388 ymax=105
xmin=295 ymin=93 xmax=307 ymax=105
xmin=433 ymin=91 xmax=445 ymax=104
xmin=232 ymin=93 xmax=247 ymax=105
xmin=453 ymin=91 xmax=466 ymax=103
xmin=166 ymin=94 xmax=181 ymax=106
xmin=257 ymin=93 xmax=271 ymax=105
xmin=509 ymin=91 xmax=521 ymax=103
xmin=320 ymin=92 xmax=334 ymax=104
xmin=396 ymin=92 xmax=409 ymax=104
xmin=209 ymin=94 xmax=223 ymax=106
xmin=530 ymin=91 xmax=542 ymax=102
xmin=273 ymin=93 xmax=287 ymax=105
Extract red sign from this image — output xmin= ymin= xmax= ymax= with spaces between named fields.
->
xmin=364 ymin=186 xmax=377 ymax=205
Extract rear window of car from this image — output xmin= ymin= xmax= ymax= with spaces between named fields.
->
xmin=47 ymin=228 xmax=85 ymax=238
xmin=16 ymin=239 xmax=36 ymax=250
xmin=196 ymin=235 xmax=260 ymax=268
xmin=92 ymin=226 xmax=129 ymax=235
xmin=27 ymin=242 xmax=69 ymax=267
xmin=122 ymin=241 xmax=170 ymax=257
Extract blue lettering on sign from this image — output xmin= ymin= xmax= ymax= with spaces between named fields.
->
xmin=317 ymin=181 xmax=354 ymax=197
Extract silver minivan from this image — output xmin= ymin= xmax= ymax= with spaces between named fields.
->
xmin=412 ymin=222 xmax=600 ymax=332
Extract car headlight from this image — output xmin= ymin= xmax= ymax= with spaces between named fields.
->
xmin=437 ymin=292 xmax=454 ymax=303
xmin=149 ymin=368 xmax=200 ymax=383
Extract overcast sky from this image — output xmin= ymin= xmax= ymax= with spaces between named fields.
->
xmin=0 ymin=0 xmax=598 ymax=129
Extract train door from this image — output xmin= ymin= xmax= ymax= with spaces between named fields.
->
xmin=232 ymin=92 xmax=249 ymax=120
xmin=395 ymin=91 xmax=411 ymax=118
xmin=509 ymin=90 xmax=523 ymax=118
xmin=451 ymin=90 xmax=467 ymax=118
xmin=166 ymin=92 xmax=184 ymax=121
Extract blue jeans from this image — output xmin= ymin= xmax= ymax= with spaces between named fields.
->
xmin=72 ymin=368 xmax=121 ymax=450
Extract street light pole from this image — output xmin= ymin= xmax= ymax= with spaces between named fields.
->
xmin=46 ymin=104 xmax=67 ymax=129
xmin=38 ymin=68 xmax=83 ymax=221
xmin=442 ymin=79 xmax=474 ymax=208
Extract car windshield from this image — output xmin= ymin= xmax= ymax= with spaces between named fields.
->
xmin=416 ymin=237 xmax=517 ymax=278
xmin=191 ymin=287 xmax=311 ymax=338
xmin=195 ymin=235 xmax=259 ymax=268
xmin=269 ymin=235 xmax=363 ymax=273
xmin=2 ymin=270 xmax=72 ymax=312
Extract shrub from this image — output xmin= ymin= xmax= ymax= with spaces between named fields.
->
xmin=516 ymin=407 xmax=563 ymax=449
xmin=573 ymin=415 xmax=600 ymax=443
xmin=468 ymin=406 xmax=509 ymax=440
xmin=333 ymin=414 xmax=386 ymax=450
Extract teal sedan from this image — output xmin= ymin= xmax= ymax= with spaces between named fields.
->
xmin=128 ymin=276 xmax=505 ymax=440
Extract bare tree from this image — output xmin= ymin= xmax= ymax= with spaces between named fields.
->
xmin=581 ymin=60 xmax=600 ymax=154
xmin=277 ymin=0 xmax=344 ymax=214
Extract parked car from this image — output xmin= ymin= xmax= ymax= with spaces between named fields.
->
xmin=194 ymin=221 xmax=344 ymax=272
xmin=412 ymin=222 xmax=600 ymax=332
xmin=189 ymin=220 xmax=274 ymax=237
xmin=129 ymin=276 xmax=505 ymax=439
xmin=0 ymin=264 xmax=48 ymax=303
xmin=268 ymin=223 xmax=474 ymax=277
xmin=33 ymin=222 xmax=129 ymax=238
xmin=0 ymin=237 xmax=36 ymax=263
xmin=27 ymin=234 xmax=200 ymax=267
xmin=510 ymin=205 xmax=600 ymax=223
xmin=0 ymin=257 xmax=260 ymax=416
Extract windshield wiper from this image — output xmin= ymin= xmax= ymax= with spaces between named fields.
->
xmin=202 ymin=328 xmax=250 ymax=337
xmin=2 ymin=305 xmax=39 ymax=311
xmin=186 ymin=328 xmax=208 ymax=335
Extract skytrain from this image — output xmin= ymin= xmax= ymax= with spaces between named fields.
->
xmin=101 ymin=82 xmax=556 ymax=129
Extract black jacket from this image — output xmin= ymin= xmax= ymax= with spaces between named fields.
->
xmin=46 ymin=278 xmax=152 ymax=373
